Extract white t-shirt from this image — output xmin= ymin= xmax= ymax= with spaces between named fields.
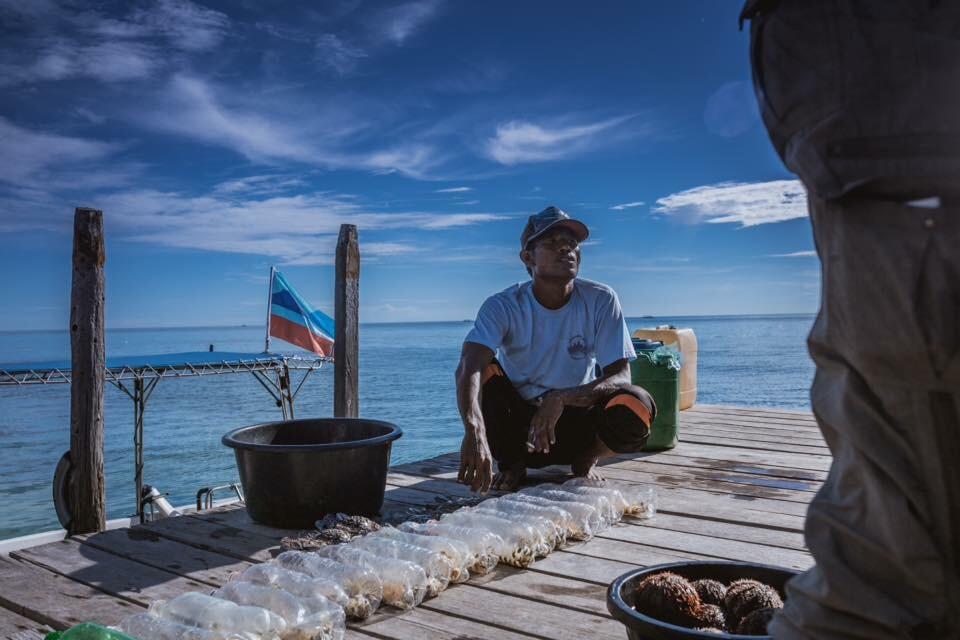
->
xmin=465 ymin=278 xmax=636 ymax=401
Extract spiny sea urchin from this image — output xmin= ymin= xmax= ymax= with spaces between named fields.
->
xmin=735 ymin=606 xmax=779 ymax=635
xmin=724 ymin=580 xmax=783 ymax=628
xmin=632 ymin=571 xmax=703 ymax=627
xmin=692 ymin=579 xmax=727 ymax=607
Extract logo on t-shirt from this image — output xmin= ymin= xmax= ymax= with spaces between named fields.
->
xmin=567 ymin=334 xmax=588 ymax=360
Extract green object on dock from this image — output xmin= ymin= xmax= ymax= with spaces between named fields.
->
xmin=45 ymin=623 xmax=136 ymax=640
xmin=630 ymin=343 xmax=681 ymax=451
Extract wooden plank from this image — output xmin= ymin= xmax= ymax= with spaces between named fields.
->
xmin=419 ymin=584 xmax=625 ymax=640
xmin=469 ymin=565 xmax=609 ymax=618
xmin=335 ymin=223 xmax=360 ymax=418
xmin=69 ymin=207 xmax=107 ymax=535
xmin=633 ymin=513 xmax=807 ymax=550
xmin=656 ymin=442 xmax=832 ymax=472
xmin=75 ymin=527 xmax=252 ymax=587
xmin=616 ymin=451 xmax=827 ymax=482
xmin=351 ymin=606 xmax=535 ymax=640
xmin=142 ymin=512 xmax=280 ymax=562
xmin=679 ymin=422 xmax=827 ymax=446
xmin=0 ymin=606 xmax=53 ymax=640
xmin=0 ymin=557 xmax=140 ymax=630
xmin=11 ymin=539 xmax=209 ymax=606
xmin=686 ymin=406 xmax=818 ymax=425
xmin=596 ymin=523 xmax=813 ymax=570
xmin=691 ymin=404 xmax=816 ymax=419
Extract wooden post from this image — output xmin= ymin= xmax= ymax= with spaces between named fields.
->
xmin=334 ymin=224 xmax=359 ymax=418
xmin=69 ymin=208 xmax=106 ymax=534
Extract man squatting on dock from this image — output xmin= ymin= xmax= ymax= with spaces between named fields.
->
xmin=741 ymin=1 xmax=960 ymax=638
xmin=455 ymin=206 xmax=656 ymax=493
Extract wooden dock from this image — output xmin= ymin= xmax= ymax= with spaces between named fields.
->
xmin=0 ymin=405 xmax=827 ymax=640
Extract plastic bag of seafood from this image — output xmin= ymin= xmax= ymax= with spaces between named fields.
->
xmin=522 ymin=484 xmax=620 ymax=525
xmin=439 ymin=510 xmax=545 ymax=567
xmin=479 ymin=496 xmax=582 ymax=542
xmin=147 ymin=592 xmax=286 ymax=640
xmin=470 ymin=501 xmax=567 ymax=549
xmin=118 ymin=612 xmax=249 ymax=640
xmin=500 ymin=492 xmax=600 ymax=540
xmin=230 ymin=563 xmax=349 ymax=614
xmin=313 ymin=544 xmax=428 ymax=610
xmin=346 ymin=535 xmax=453 ymax=596
xmin=369 ymin=527 xmax=473 ymax=583
xmin=563 ymin=478 xmax=658 ymax=519
xmin=397 ymin=521 xmax=501 ymax=576
xmin=271 ymin=551 xmax=382 ymax=620
xmin=212 ymin=582 xmax=345 ymax=640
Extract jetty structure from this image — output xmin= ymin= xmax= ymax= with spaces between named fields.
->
xmin=0 ymin=209 xmax=824 ymax=639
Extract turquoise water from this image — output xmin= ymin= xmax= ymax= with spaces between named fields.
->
xmin=0 ymin=315 xmax=815 ymax=540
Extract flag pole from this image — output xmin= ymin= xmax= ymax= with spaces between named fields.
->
xmin=264 ymin=266 xmax=275 ymax=353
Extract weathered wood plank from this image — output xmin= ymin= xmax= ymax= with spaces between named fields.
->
xmin=142 ymin=512 xmax=280 ymax=562
xmin=351 ymin=606 xmax=534 ymax=640
xmin=689 ymin=405 xmax=816 ymax=420
xmin=0 ymin=605 xmax=54 ymax=639
xmin=335 ymin=224 xmax=360 ymax=418
xmin=11 ymin=539 xmax=209 ymax=606
xmin=75 ymin=527 xmax=252 ymax=587
xmin=596 ymin=523 xmax=812 ymax=570
xmin=0 ymin=557 xmax=140 ymax=629
xmin=69 ymin=207 xmax=107 ymax=535
xmin=679 ymin=422 xmax=827 ymax=446
xmin=419 ymin=584 xmax=625 ymax=639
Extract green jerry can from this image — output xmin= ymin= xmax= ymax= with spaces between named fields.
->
xmin=629 ymin=339 xmax=680 ymax=451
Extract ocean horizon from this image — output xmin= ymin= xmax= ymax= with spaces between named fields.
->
xmin=0 ymin=313 xmax=817 ymax=541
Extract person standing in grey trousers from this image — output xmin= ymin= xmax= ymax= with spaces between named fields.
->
xmin=741 ymin=1 xmax=960 ymax=638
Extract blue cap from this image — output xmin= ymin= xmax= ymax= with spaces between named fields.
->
xmin=520 ymin=206 xmax=589 ymax=250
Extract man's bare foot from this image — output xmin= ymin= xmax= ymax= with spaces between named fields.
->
xmin=571 ymin=455 xmax=604 ymax=481
xmin=491 ymin=463 xmax=526 ymax=491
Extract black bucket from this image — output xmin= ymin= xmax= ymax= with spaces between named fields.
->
xmin=607 ymin=560 xmax=800 ymax=639
xmin=222 ymin=418 xmax=402 ymax=528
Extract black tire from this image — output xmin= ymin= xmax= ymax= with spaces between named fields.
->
xmin=52 ymin=451 xmax=72 ymax=530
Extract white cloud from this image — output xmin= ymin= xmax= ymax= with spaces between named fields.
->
xmin=374 ymin=0 xmax=443 ymax=45
xmin=0 ymin=117 xmax=119 ymax=185
xmin=486 ymin=115 xmax=634 ymax=165
xmin=213 ymin=175 xmax=307 ymax=195
xmin=0 ymin=0 xmax=227 ymax=86
xmin=458 ymin=200 xmax=479 ymax=205
xmin=653 ymin=180 xmax=807 ymax=227
xmin=770 ymin=250 xmax=817 ymax=258
xmin=315 ymin=33 xmax=367 ymax=75
xmin=435 ymin=186 xmax=472 ymax=193
xmin=72 ymin=187 xmax=508 ymax=264
xmin=610 ymin=201 xmax=645 ymax=211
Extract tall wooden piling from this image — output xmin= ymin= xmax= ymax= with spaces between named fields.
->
xmin=69 ymin=208 xmax=106 ymax=534
xmin=334 ymin=224 xmax=359 ymax=418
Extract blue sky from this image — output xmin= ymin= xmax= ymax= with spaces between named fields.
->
xmin=0 ymin=0 xmax=818 ymax=331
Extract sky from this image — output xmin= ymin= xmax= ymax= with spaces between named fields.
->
xmin=0 ymin=0 xmax=819 ymax=331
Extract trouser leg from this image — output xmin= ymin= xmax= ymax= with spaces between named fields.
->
xmin=769 ymin=195 xmax=960 ymax=640
xmin=479 ymin=362 xmax=533 ymax=467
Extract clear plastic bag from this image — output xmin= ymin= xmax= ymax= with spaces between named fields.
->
xmin=370 ymin=527 xmax=472 ymax=583
xmin=470 ymin=502 xmax=565 ymax=551
xmin=479 ymin=498 xmax=577 ymax=543
xmin=119 ymin=613 xmax=249 ymax=640
xmin=148 ymin=592 xmax=286 ymax=640
xmin=439 ymin=510 xmax=543 ymax=567
xmin=211 ymin=582 xmax=345 ymax=640
xmin=520 ymin=486 xmax=618 ymax=528
xmin=563 ymin=478 xmax=658 ymax=519
xmin=230 ymin=563 xmax=350 ymax=615
xmin=501 ymin=492 xmax=599 ymax=540
xmin=313 ymin=544 xmax=427 ymax=610
xmin=346 ymin=535 xmax=452 ymax=596
xmin=397 ymin=521 xmax=501 ymax=576
xmin=271 ymin=551 xmax=382 ymax=620
xmin=535 ymin=484 xmax=624 ymax=521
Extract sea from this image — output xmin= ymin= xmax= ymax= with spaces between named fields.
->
xmin=0 ymin=314 xmax=816 ymax=541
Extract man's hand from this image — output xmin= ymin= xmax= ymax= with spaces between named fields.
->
xmin=527 ymin=392 xmax=564 ymax=454
xmin=458 ymin=431 xmax=494 ymax=494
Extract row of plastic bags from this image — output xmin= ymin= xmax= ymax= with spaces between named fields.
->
xmin=113 ymin=478 xmax=656 ymax=640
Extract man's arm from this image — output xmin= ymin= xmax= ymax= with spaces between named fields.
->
xmin=527 ymin=358 xmax=632 ymax=453
xmin=455 ymin=341 xmax=496 ymax=493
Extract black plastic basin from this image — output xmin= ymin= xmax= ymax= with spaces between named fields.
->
xmin=607 ymin=560 xmax=800 ymax=639
xmin=222 ymin=418 xmax=402 ymax=528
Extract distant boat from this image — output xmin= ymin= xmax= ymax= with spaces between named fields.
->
xmin=641 ymin=315 xmax=654 ymax=319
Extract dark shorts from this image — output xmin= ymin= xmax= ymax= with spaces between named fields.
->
xmin=480 ymin=362 xmax=654 ymax=468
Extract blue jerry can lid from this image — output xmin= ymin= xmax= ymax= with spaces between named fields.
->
xmin=632 ymin=339 xmax=663 ymax=351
